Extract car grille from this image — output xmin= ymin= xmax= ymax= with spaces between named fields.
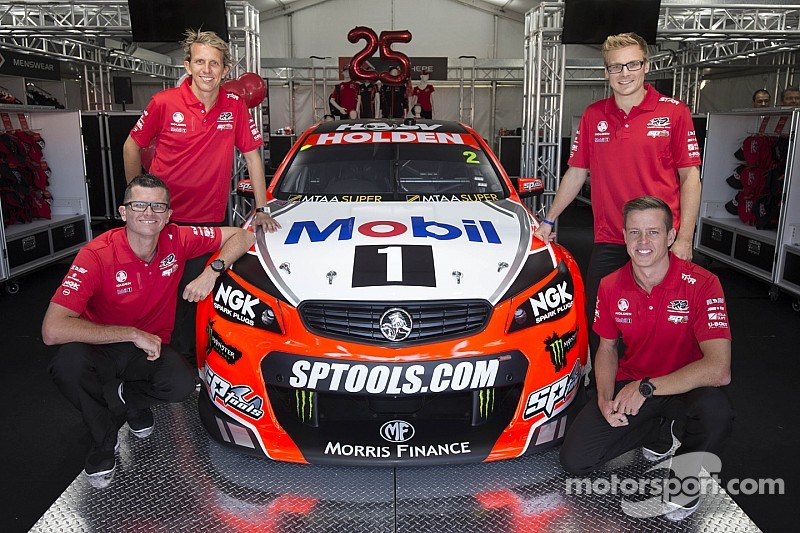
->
xmin=298 ymin=300 xmax=492 ymax=344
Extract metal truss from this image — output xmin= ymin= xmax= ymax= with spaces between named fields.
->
xmin=523 ymin=2 xmax=800 ymax=215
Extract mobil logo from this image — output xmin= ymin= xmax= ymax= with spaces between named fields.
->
xmin=284 ymin=216 xmax=502 ymax=245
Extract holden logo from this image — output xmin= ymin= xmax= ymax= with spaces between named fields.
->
xmin=380 ymin=308 xmax=412 ymax=341
xmin=172 ymin=112 xmax=185 ymax=123
xmin=116 ymin=270 xmax=128 ymax=283
xmin=597 ymin=121 xmax=608 ymax=132
xmin=380 ymin=420 xmax=415 ymax=443
xmin=617 ymin=298 xmax=629 ymax=312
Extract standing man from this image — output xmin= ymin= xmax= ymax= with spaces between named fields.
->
xmin=123 ymin=29 xmax=279 ymax=358
xmin=534 ymin=33 xmax=701 ymax=376
xmin=752 ymin=89 xmax=770 ymax=108
xmin=560 ymin=196 xmax=733 ymax=521
xmin=780 ymin=86 xmax=800 ymax=106
xmin=43 ymin=174 xmax=256 ymax=487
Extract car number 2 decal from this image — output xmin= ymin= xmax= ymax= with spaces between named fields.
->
xmin=352 ymin=245 xmax=436 ymax=287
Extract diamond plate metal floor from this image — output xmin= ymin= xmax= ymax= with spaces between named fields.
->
xmin=32 ymin=392 xmax=761 ymax=532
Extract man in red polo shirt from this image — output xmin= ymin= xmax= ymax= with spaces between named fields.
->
xmin=534 ymin=33 xmax=702 ymax=380
xmin=42 ymin=174 xmax=256 ymax=488
xmin=559 ymin=196 xmax=733 ymax=521
xmin=122 ymin=29 xmax=279 ymax=358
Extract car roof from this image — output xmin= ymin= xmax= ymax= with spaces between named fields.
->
xmin=308 ymin=119 xmax=472 ymax=135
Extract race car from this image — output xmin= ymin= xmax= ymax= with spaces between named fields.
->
xmin=196 ymin=119 xmax=588 ymax=465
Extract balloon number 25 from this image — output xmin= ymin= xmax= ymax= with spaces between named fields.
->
xmin=348 ymin=26 xmax=412 ymax=85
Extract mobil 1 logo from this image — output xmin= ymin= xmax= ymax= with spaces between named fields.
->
xmin=352 ymin=245 xmax=436 ymax=287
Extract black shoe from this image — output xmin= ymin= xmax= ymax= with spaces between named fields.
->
xmin=84 ymin=431 xmax=119 ymax=488
xmin=642 ymin=419 xmax=676 ymax=462
xmin=127 ymin=407 xmax=154 ymax=438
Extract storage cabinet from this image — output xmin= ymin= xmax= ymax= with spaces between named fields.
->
xmin=0 ymin=110 xmax=90 ymax=289
xmin=695 ymin=109 xmax=800 ymax=307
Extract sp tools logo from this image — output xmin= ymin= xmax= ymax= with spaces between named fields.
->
xmin=204 ymin=364 xmax=264 ymax=419
xmin=544 ymin=328 xmax=578 ymax=372
xmin=380 ymin=420 xmax=415 ymax=443
xmin=524 ymin=358 xmax=582 ymax=419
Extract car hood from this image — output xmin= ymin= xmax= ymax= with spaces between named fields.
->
xmin=254 ymin=200 xmax=554 ymax=306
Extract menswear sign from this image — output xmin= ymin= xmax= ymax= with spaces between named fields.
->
xmin=0 ymin=50 xmax=61 ymax=80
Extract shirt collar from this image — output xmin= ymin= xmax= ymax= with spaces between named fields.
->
xmin=623 ymin=251 xmax=681 ymax=294
xmin=605 ymin=83 xmax=659 ymax=115
xmin=113 ymin=225 xmax=176 ymax=265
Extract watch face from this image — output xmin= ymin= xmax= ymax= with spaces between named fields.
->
xmin=211 ymin=259 xmax=225 ymax=272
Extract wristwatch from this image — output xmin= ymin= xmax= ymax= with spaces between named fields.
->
xmin=255 ymin=206 xmax=270 ymax=214
xmin=210 ymin=258 xmax=226 ymax=273
xmin=639 ymin=377 xmax=656 ymax=398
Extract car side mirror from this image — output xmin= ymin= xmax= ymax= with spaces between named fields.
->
xmin=512 ymin=177 xmax=544 ymax=198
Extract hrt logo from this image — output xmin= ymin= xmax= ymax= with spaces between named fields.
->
xmin=380 ymin=420 xmax=415 ymax=443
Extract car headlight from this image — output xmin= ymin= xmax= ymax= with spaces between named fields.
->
xmin=212 ymin=271 xmax=283 ymax=334
xmin=508 ymin=261 xmax=575 ymax=333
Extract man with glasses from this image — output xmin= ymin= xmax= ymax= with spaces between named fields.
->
xmin=534 ymin=33 xmax=702 ymax=382
xmin=42 ymin=174 xmax=255 ymax=487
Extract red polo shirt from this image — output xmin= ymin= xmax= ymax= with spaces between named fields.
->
xmin=593 ymin=253 xmax=731 ymax=381
xmin=568 ymin=85 xmax=701 ymax=244
xmin=51 ymin=224 xmax=221 ymax=343
xmin=412 ymin=84 xmax=435 ymax=111
xmin=334 ymin=81 xmax=360 ymax=114
xmin=129 ymin=78 xmax=263 ymax=224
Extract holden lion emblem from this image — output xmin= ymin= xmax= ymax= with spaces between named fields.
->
xmin=380 ymin=308 xmax=412 ymax=342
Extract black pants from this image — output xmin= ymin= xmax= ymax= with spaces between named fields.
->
xmin=49 ymin=342 xmax=195 ymax=445
xmin=585 ymin=243 xmax=630 ymax=381
xmin=560 ymin=382 xmax=735 ymax=477
xmin=170 ymin=219 xmax=226 ymax=361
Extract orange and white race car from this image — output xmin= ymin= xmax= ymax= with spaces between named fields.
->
xmin=196 ymin=119 xmax=588 ymax=465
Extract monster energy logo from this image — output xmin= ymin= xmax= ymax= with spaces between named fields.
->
xmin=478 ymin=388 xmax=495 ymax=419
xmin=544 ymin=328 xmax=578 ymax=372
xmin=295 ymin=390 xmax=315 ymax=423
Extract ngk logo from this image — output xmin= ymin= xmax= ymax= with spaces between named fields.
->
xmin=214 ymin=283 xmax=259 ymax=319
xmin=531 ymin=281 xmax=573 ymax=316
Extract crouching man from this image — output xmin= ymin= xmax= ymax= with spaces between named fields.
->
xmin=560 ymin=196 xmax=734 ymax=521
xmin=42 ymin=174 xmax=255 ymax=487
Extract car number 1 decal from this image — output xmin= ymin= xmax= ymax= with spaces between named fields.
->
xmin=352 ymin=245 xmax=436 ymax=287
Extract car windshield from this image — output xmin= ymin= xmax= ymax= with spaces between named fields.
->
xmin=274 ymin=142 xmax=508 ymax=200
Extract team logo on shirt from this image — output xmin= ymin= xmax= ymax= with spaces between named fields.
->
xmin=666 ymin=300 xmax=689 ymax=313
xmin=647 ymin=117 xmax=671 ymax=128
xmin=159 ymin=253 xmax=176 ymax=269
xmin=681 ymin=273 xmax=697 ymax=285
xmin=172 ymin=112 xmax=185 ymax=123
xmin=597 ymin=121 xmax=608 ymax=132
xmin=219 ymin=112 xmax=233 ymax=121
xmin=668 ymin=315 xmax=688 ymax=324
xmin=617 ymin=298 xmax=629 ymax=311
xmin=116 ymin=270 xmax=127 ymax=283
